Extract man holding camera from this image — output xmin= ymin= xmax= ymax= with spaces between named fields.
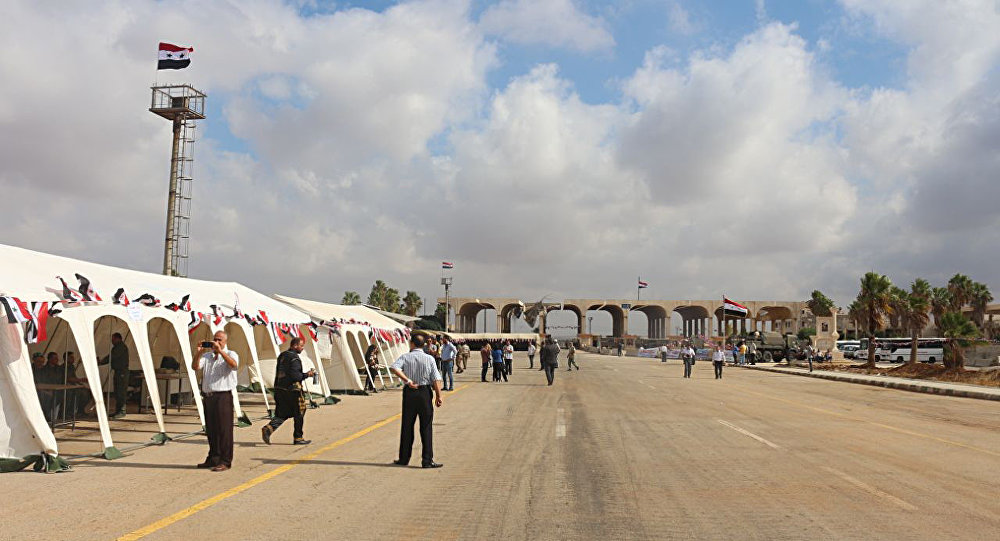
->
xmin=193 ymin=331 xmax=239 ymax=472
xmin=262 ymin=337 xmax=315 ymax=445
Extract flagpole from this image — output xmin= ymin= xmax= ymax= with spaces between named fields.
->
xmin=723 ymin=294 xmax=727 ymax=345
xmin=637 ymin=276 xmax=640 ymax=301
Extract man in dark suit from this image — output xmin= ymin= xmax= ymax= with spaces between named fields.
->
xmin=262 ymin=338 xmax=315 ymax=445
xmin=540 ymin=336 xmax=560 ymax=386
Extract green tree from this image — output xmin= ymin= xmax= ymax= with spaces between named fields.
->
xmin=847 ymin=300 xmax=863 ymax=340
xmin=930 ymin=287 xmax=951 ymax=331
xmin=904 ymin=279 xmax=931 ymax=365
xmin=366 ymin=280 xmax=389 ymax=309
xmin=797 ymin=327 xmax=816 ymax=341
xmin=968 ymin=281 xmax=993 ymax=332
xmin=401 ymin=291 xmax=423 ymax=317
xmin=383 ymin=287 xmax=401 ymax=313
xmin=806 ymin=290 xmax=835 ymax=317
xmin=888 ymin=286 xmax=910 ymax=335
xmin=947 ymin=273 xmax=974 ymax=312
xmin=938 ymin=312 xmax=978 ymax=371
xmin=434 ymin=302 xmax=447 ymax=326
xmin=341 ymin=291 xmax=361 ymax=305
xmin=856 ymin=272 xmax=893 ymax=368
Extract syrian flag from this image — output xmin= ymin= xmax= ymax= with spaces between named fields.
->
xmin=1 ymin=297 xmax=32 ymax=324
xmin=158 ymin=42 xmax=194 ymax=70
xmin=307 ymin=322 xmax=319 ymax=341
xmin=112 ymin=288 xmax=130 ymax=306
xmin=134 ymin=293 xmax=161 ymax=307
xmin=165 ymin=294 xmax=191 ymax=312
xmin=638 ymin=279 xmax=649 ymax=289
xmin=258 ymin=310 xmax=270 ymax=325
xmin=442 ymin=261 xmax=454 ymax=269
xmin=75 ymin=273 xmax=102 ymax=302
xmin=188 ymin=311 xmax=203 ymax=334
xmin=723 ymin=297 xmax=749 ymax=318
xmin=56 ymin=276 xmax=83 ymax=303
xmin=209 ymin=305 xmax=223 ymax=326
xmin=24 ymin=302 xmax=50 ymax=344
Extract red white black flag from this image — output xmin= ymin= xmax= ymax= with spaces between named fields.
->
xmin=158 ymin=42 xmax=193 ymax=70
xmin=723 ymin=297 xmax=749 ymax=318
xmin=1 ymin=297 xmax=32 ymax=324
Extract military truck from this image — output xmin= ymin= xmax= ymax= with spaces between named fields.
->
xmin=744 ymin=330 xmax=797 ymax=362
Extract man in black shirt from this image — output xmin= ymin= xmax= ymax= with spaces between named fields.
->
xmin=262 ymin=338 xmax=315 ymax=445
xmin=98 ymin=333 xmax=130 ymax=419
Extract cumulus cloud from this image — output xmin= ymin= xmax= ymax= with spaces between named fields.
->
xmin=479 ymin=0 xmax=615 ymax=52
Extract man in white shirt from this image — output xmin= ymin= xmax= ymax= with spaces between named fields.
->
xmin=659 ymin=344 xmax=668 ymax=363
xmin=527 ymin=342 xmax=537 ymax=369
xmin=712 ymin=346 xmax=725 ymax=379
xmin=193 ymin=330 xmax=239 ymax=472
xmin=503 ymin=341 xmax=514 ymax=375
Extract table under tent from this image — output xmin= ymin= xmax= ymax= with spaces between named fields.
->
xmin=0 ymin=243 xmax=324 ymax=471
xmin=273 ymin=295 xmax=411 ymax=393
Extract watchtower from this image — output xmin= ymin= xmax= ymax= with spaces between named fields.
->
xmin=149 ymin=84 xmax=206 ymax=277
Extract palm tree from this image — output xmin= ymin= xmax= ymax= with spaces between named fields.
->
xmin=857 ymin=272 xmax=893 ymax=368
xmin=401 ymin=291 xmax=423 ymax=316
xmin=930 ymin=287 xmax=951 ymax=332
xmin=383 ymin=287 xmax=401 ymax=313
xmin=806 ymin=290 xmax=835 ymax=317
xmin=341 ymin=291 xmax=361 ymax=305
xmin=367 ymin=280 xmax=389 ymax=308
xmin=904 ymin=279 xmax=931 ymax=365
xmin=968 ymin=281 xmax=993 ymax=332
xmin=888 ymin=286 xmax=909 ymax=335
xmin=847 ymin=300 xmax=864 ymax=340
xmin=947 ymin=273 xmax=973 ymax=312
xmin=937 ymin=312 xmax=978 ymax=371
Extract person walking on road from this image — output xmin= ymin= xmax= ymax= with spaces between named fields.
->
xmin=659 ymin=344 xmax=668 ymax=363
xmin=440 ymin=336 xmax=457 ymax=391
xmin=503 ymin=340 xmax=514 ymax=375
xmin=540 ymin=336 xmax=560 ymax=386
xmin=389 ymin=334 xmax=444 ymax=469
xmin=738 ymin=341 xmax=747 ymax=366
xmin=457 ymin=341 xmax=470 ymax=374
xmin=617 ymin=342 xmax=624 ymax=357
xmin=262 ymin=338 xmax=315 ymax=446
xmin=193 ymin=331 xmax=239 ymax=472
xmin=712 ymin=345 xmax=725 ymax=379
xmin=491 ymin=343 xmax=506 ymax=382
xmin=480 ymin=343 xmax=491 ymax=382
xmin=566 ymin=343 xmax=578 ymax=370
xmin=364 ymin=341 xmax=380 ymax=392
xmin=527 ymin=341 xmax=537 ymax=369
xmin=682 ymin=344 xmax=695 ymax=378
xmin=746 ymin=340 xmax=757 ymax=365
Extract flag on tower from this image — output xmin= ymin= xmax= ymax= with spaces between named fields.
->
xmin=158 ymin=42 xmax=194 ymax=70
xmin=442 ymin=261 xmax=454 ymax=269
xmin=723 ymin=297 xmax=749 ymax=318
xmin=638 ymin=279 xmax=649 ymax=289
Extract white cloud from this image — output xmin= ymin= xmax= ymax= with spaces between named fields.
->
xmin=479 ymin=0 xmax=615 ymax=52
xmin=667 ymin=2 xmax=696 ymax=35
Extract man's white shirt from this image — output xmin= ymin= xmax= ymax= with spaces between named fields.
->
xmin=200 ymin=348 xmax=239 ymax=393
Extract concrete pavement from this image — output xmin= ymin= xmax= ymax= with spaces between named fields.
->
xmin=3 ymin=351 xmax=1000 ymax=540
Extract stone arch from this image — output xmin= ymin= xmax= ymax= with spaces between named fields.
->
xmin=756 ymin=306 xmax=795 ymax=333
xmin=544 ymin=304 xmax=584 ymax=336
xmin=631 ymin=305 xmax=669 ymax=338
xmin=673 ymin=305 xmax=710 ymax=338
xmin=456 ymin=302 xmax=497 ymax=333
xmin=588 ymin=304 xmax=626 ymax=337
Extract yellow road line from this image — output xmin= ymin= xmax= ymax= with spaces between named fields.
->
xmin=119 ymin=384 xmax=469 ymax=541
xmin=736 ymin=386 xmax=1000 ymax=458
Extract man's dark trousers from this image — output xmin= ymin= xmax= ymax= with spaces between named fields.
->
xmin=268 ymin=389 xmax=304 ymax=439
xmin=543 ymin=363 xmax=555 ymax=385
xmin=112 ymin=368 xmax=128 ymax=414
xmin=713 ymin=361 xmax=723 ymax=379
xmin=398 ymin=385 xmax=433 ymax=465
xmin=481 ymin=363 xmax=489 ymax=382
xmin=203 ymin=392 xmax=234 ymax=467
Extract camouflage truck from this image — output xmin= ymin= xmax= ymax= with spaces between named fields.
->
xmin=745 ymin=330 xmax=797 ymax=362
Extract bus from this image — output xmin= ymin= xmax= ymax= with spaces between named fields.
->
xmin=857 ymin=338 xmax=946 ymax=363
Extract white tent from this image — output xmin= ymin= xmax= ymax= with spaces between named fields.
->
xmin=0 ymin=243 xmax=315 ymax=468
xmin=273 ymin=296 xmax=411 ymax=392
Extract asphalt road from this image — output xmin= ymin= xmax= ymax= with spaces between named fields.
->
xmin=4 ymin=351 xmax=1000 ymax=541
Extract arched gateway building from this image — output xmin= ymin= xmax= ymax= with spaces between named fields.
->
xmin=440 ymin=297 xmax=810 ymax=339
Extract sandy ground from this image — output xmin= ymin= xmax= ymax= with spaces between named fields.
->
xmin=4 ymin=351 xmax=1000 ymax=541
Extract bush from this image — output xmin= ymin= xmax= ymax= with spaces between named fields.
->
xmin=797 ymin=327 xmax=816 ymax=341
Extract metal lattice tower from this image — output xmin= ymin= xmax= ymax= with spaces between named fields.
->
xmin=149 ymin=85 xmax=205 ymax=277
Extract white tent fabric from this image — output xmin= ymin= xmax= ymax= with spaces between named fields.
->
xmin=0 ymin=243 xmax=312 ymax=462
xmin=0 ymin=323 xmax=67 ymax=472
xmin=273 ymin=296 xmax=410 ymax=392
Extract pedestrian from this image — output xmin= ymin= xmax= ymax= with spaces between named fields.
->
xmin=491 ymin=343 xmax=506 ymax=382
xmin=747 ymin=340 xmax=758 ymax=365
xmin=97 ymin=332 xmax=130 ymax=419
xmin=659 ymin=343 xmax=668 ymax=363
xmin=364 ymin=340 xmax=380 ymax=392
xmin=527 ymin=341 xmax=537 ymax=369
xmin=262 ymin=338 xmax=315 ymax=446
xmin=566 ymin=343 xmax=578 ymax=370
xmin=540 ymin=337 xmax=560 ymax=385
xmin=193 ymin=331 xmax=239 ymax=472
xmin=617 ymin=342 xmax=623 ymax=357
xmin=389 ymin=334 xmax=443 ymax=469
xmin=440 ymin=336 xmax=457 ymax=392
xmin=738 ymin=341 xmax=747 ymax=366
xmin=480 ymin=343 xmax=491 ymax=382
xmin=712 ymin=345 xmax=725 ymax=379
xmin=731 ymin=343 xmax=739 ymax=365
xmin=682 ymin=344 xmax=695 ymax=378
xmin=502 ymin=340 xmax=514 ymax=375
xmin=457 ymin=341 xmax=470 ymax=374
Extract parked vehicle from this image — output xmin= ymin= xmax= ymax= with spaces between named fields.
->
xmin=858 ymin=338 xmax=945 ymax=363
xmin=745 ymin=331 xmax=797 ymax=362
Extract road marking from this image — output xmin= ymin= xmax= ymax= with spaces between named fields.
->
xmin=824 ymin=467 xmax=917 ymax=511
xmin=736 ymin=386 xmax=1000 ymax=458
xmin=119 ymin=384 xmax=470 ymax=541
xmin=555 ymin=408 xmax=566 ymax=438
xmin=717 ymin=420 xmax=781 ymax=449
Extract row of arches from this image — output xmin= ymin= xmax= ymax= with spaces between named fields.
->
xmin=453 ymin=301 xmax=801 ymax=338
